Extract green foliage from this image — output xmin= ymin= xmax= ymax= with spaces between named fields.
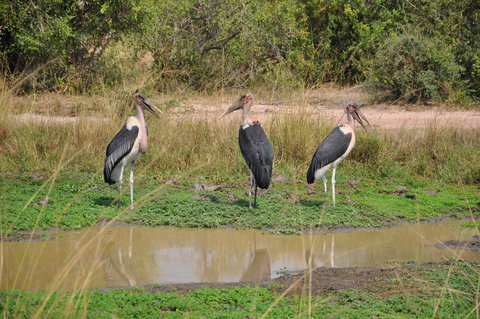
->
xmin=1 ymin=0 xmax=479 ymax=100
xmin=462 ymin=221 xmax=479 ymax=230
xmin=302 ymin=0 xmax=415 ymax=84
xmin=0 ymin=0 xmax=140 ymax=92
xmin=302 ymin=0 xmax=480 ymax=100
xmin=366 ymin=34 xmax=463 ymax=103
xmin=413 ymin=0 xmax=480 ymax=99
xmin=136 ymin=0 xmax=310 ymax=91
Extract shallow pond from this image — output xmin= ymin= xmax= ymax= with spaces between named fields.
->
xmin=2 ymin=220 xmax=478 ymax=291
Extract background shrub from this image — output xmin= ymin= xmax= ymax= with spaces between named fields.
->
xmin=0 ymin=0 xmax=140 ymax=92
xmin=1 ymin=0 xmax=479 ymax=101
xmin=135 ymin=0 xmax=311 ymax=91
xmin=366 ymin=34 xmax=463 ymax=103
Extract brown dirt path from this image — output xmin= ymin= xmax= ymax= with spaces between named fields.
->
xmin=198 ymin=86 xmax=480 ymax=129
xmin=7 ymin=87 xmax=480 ymax=128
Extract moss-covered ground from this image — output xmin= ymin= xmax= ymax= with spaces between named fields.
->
xmin=1 ymin=171 xmax=478 ymax=237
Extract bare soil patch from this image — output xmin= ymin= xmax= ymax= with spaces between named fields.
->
xmin=189 ymin=86 xmax=480 ymax=129
xmin=11 ymin=113 xmax=107 ymax=124
xmin=436 ymin=236 xmax=480 ymax=250
xmin=3 ymin=229 xmax=54 ymax=242
xmin=8 ymin=87 xmax=480 ymax=129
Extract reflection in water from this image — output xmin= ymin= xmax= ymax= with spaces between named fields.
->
xmin=240 ymin=248 xmax=271 ymax=282
xmin=305 ymin=235 xmax=335 ymax=270
xmin=240 ymin=234 xmax=271 ymax=281
xmin=330 ymin=234 xmax=335 ymax=267
xmin=1 ymin=220 xmax=479 ymax=291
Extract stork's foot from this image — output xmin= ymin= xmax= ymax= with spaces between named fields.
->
xmin=130 ymin=203 xmax=134 ymax=210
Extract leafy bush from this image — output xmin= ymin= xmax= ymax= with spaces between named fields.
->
xmin=0 ymin=0 xmax=140 ymax=92
xmin=136 ymin=0 xmax=310 ymax=91
xmin=366 ymin=34 xmax=463 ymax=103
xmin=301 ymin=0 xmax=416 ymax=84
xmin=1 ymin=0 xmax=479 ymax=101
xmin=417 ymin=0 xmax=480 ymax=99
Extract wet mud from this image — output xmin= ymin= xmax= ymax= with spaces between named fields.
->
xmin=437 ymin=236 xmax=480 ymax=250
xmin=146 ymin=263 xmax=443 ymax=297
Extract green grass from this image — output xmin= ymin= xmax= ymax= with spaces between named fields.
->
xmin=1 ymin=262 xmax=478 ymax=318
xmin=462 ymin=220 xmax=480 ymax=230
xmin=1 ymin=171 xmax=478 ymax=237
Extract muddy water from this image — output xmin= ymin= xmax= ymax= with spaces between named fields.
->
xmin=1 ymin=220 xmax=478 ymax=291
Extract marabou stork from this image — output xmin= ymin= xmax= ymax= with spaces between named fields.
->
xmin=306 ymin=103 xmax=370 ymax=206
xmin=104 ymin=93 xmax=162 ymax=209
xmin=220 ymin=93 xmax=273 ymax=208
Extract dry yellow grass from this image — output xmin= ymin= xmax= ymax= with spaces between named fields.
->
xmin=0 ymin=85 xmax=479 ymax=184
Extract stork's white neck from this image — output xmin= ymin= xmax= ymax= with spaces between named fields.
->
xmin=134 ymin=104 xmax=149 ymax=153
xmin=242 ymin=118 xmax=253 ymax=129
xmin=347 ymin=112 xmax=355 ymax=127
xmin=135 ymin=104 xmax=146 ymax=126
xmin=242 ymin=102 xmax=253 ymax=128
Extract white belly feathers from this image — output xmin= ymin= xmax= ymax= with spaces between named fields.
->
xmin=109 ymin=117 xmax=144 ymax=182
xmin=337 ymin=124 xmax=356 ymax=162
xmin=314 ymin=124 xmax=355 ymax=180
xmin=126 ymin=116 xmax=148 ymax=154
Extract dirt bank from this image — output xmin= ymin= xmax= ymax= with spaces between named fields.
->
xmin=436 ymin=236 xmax=480 ymax=250
xmin=146 ymin=263 xmax=445 ymax=297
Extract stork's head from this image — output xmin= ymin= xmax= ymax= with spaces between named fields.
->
xmin=220 ymin=93 xmax=254 ymax=118
xmin=345 ymin=102 xmax=370 ymax=130
xmin=134 ymin=93 xmax=163 ymax=118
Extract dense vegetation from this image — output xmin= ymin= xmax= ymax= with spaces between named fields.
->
xmin=1 ymin=0 xmax=479 ymax=102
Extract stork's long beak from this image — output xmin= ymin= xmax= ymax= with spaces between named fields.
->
xmin=220 ymin=99 xmax=243 ymax=118
xmin=352 ymin=109 xmax=369 ymax=131
xmin=143 ymin=98 xmax=163 ymax=118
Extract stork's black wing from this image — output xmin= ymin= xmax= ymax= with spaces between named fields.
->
xmin=306 ymin=126 xmax=352 ymax=184
xmin=104 ymin=125 xmax=139 ymax=184
xmin=238 ymin=123 xmax=273 ymax=189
